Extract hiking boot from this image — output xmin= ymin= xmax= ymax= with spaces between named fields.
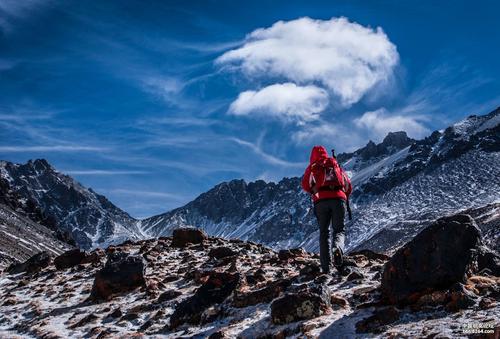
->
xmin=333 ymin=248 xmax=343 ymax=268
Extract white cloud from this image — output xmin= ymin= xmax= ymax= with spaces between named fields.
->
xmin=228 ymin=83 xmax=328 ymax=123
xmin=354 ymin=108 xmax=429 ymax=141
xmin=217 ymin=17 xmax=398 ymax=106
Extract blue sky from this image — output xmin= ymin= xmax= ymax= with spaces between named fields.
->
xmin=1 ymin=0 xmax=499 ymax=218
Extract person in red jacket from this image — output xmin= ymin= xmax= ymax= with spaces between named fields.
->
xmin=301 ymin=145 xmax=352 ymax=274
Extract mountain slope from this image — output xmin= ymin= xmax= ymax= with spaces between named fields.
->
xmin=141 ymin=107 xmax=500 ymax=253
xmin=0 ymin=159 xmax=144 ymax=250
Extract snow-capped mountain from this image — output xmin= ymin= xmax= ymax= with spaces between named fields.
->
xmin=0 ymin=159 xmax=144 ymax=250
xmin=0 ymin=177 xmax=72 ymax=268
xmin=141 ymin=107 xmax=500 ymax=252
xmin=1 ymin=108 xmax=498 ymax=255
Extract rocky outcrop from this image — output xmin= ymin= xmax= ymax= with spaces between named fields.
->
xmin=7 ymin=251 xmax=52 ymax=274
xmin=270 ymin=283 xmax=331 ymax=324
xmin=90 ymin=252 xmax=146 ymax=301
xmin=381 ymin=214 xmax=482 ymax=305
xmin=0 ymin=220 xmax=497 ymax=338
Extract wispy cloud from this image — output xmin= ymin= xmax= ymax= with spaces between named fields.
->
xmin=229 ymin=137 xmax=305 ymax=168
xmin=63 ymin=170 xmax=149 ymax=176
xmin=100 ymin=188 xmax=183 ymax=199
xmin=0 ymin=145 xmax=107 ymax=153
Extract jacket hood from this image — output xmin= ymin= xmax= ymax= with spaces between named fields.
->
xmin=310 ymin=145 xmax=328 ymax=164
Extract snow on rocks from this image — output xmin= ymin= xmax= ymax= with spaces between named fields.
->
xmin=0 ymin=224 xmax=498 ymax=338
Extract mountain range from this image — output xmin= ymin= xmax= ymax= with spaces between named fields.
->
xmin=0 ymin=107 xmax=498 ymax=266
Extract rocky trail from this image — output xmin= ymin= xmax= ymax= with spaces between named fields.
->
xmin=0 ymin=215 xmax=498 ymax=338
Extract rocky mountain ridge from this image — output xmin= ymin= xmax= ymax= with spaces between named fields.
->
xmin=0 ymin=159 xmax=144 ymax=250
xmin=141 ymin=108 xmax=500 ymax=253
xmin=1 ymin=107 xmax=499 ymax=258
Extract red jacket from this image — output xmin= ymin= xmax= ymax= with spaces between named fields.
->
xmin=301 ymin=146 xmax=352 ymax=203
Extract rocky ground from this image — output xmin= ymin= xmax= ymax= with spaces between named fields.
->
xmin=0 ymin=216 xmax=499 ymax=338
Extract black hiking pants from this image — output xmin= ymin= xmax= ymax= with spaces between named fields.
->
xmin=314 ymin=198 xmax=346 ymax=274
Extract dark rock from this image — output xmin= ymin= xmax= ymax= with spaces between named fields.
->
xmin=54 ymin=249 xmax=88 ymax=270
xmin=121 ymin=312 xmax=139 ymax=321
xmin=208 ymin=246 xmax=238 ymax=259
xmin=7 ymin=251 xmax=52 ymax=274
xmin=381 ymin=214 xmax=482 ymax=305
xmin=157 ymin=290 xmax=182 ymax=303
xmin=171 ymin=228 xmax=207 ymax=247
xmin=208 ymin=331 xmax=227 ymax=339
xmin=233 ymin=279 xmax=292 ymax=308
xmin=330 ymin=294 xmax=348 ymax=308
xmin=349 ymin=249 xmax=390 ymax=261
xmin=90 ymin=252 xmax=146 ymax=301
xmin=346 ymin=268 xmax=365 ymax=281
xmin=81 ymin=249 xmax=104 ymax=265
xmin=479 ymin=297 xmax=496 ymax=310
xmin=299 ymin=262 xmax=321 ymax=278
xmin=445 ymin=283 xmax=477 ymax=312
xmin=477 ymin=247 xmax=500 ymax=276
xmin=108 ymin=308 xmax=122 ymax=318
xmin=341 ymin=258 xmax=359 ymax=267
xmin=278 ymin=248 xmax=306 ymax=261
xmin=270 ymin=283 xmax=331 ymax=324
xmin=356 ymin=306 xmax=400 ymax=333
xmin=70 ymin=314 xmax=99 ymax=328
xmin=170 ymin=272 xmax=240 ymax=329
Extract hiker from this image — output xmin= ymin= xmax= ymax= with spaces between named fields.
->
xmin=301 ymin=145 xmax=352 ymax=274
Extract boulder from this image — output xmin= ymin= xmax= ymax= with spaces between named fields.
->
xmin=7 ymin=251 xmax=52 ymax=274
xmin=208 ymin=246 xmax=237 ymax=259
xmin=54 ymin=249 xmax=88 ymax=270
xmin=381 ymin=214 xmax=482 ymax=305
xmin=270 ymin=283 xmax=331 ymax=324
xmin=170 ymin=272 xmax=240 ymax=329
xmin=90 ymin=252 xmax=146 ymax=301
xmin=171 ymin=228 xmax=207 ymax=247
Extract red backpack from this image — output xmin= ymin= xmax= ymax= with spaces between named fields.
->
xmin=310 ymin=157 xmax=345 ymax=191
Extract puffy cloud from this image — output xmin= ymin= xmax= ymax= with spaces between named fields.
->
xmin=354 ymin=108 xmax=429 ymax=141
xmin=218 ymin=17 xmax=398 ymax=107
xmin=228 ymin=83 xmax=329 ymax=123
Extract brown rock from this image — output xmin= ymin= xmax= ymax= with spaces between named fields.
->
xmin=171 ymin=228 xmax=207 ymax=247
xmin=54 ymin=249 xmax=88 ymax=270
xmin=90 ymin=252 xmax=146 ymax=301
